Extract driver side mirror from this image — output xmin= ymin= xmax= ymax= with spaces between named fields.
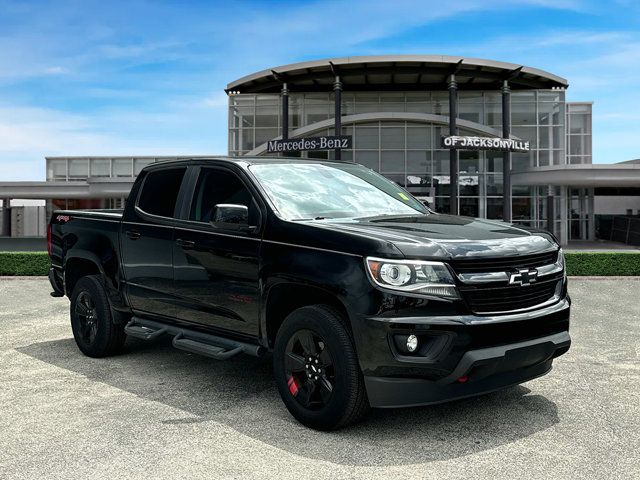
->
xmin=211 ymin=204 xmax=252 ymax=231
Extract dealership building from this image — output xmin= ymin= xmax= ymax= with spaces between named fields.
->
xmin=1 ymin=55 xmax=640 ymax=247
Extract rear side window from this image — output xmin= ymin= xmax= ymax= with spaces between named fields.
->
xmin=137 ymin=168 xmax=186 ymax=218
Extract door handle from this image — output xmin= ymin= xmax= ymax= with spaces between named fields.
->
xmin=125 ymin=230 xmax=141 ymax=240
xmin=176 ymin=238 xmax=195 ymax=248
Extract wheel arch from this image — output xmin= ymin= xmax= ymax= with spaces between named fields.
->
xmin=63 ymin=252 xmax=104 ymax=296
xmin=262 ymin=282 xmax=352 ymax=349
xmin=63 ymin=250 xmax=131 ymax=324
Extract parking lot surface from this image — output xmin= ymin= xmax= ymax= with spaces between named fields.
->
xmin=1 ymin=278 xmax=638 ymax=480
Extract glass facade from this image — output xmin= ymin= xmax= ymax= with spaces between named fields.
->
xmin=45 ymin=157 xmax=174 ymax=212
xmin=228 ymin=89 xmax=589 ymax=233
xmin=566 ymin=103 xmax=592 ymax=165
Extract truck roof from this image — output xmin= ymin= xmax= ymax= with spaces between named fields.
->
xmin=143 ymin=156 xmax=356 ymax=171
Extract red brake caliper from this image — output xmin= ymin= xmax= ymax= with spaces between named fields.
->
xmin=287 ymin=376 xmax=299 ymax=396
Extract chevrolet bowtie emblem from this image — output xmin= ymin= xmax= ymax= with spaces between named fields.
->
xmin=509 ymin=268 xmax=538 ymax=286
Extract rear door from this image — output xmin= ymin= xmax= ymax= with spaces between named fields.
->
xmin=172 ymin=165 xmax=263 ymax=337
xmin=120 ymin=166 xmax=188 ymax=318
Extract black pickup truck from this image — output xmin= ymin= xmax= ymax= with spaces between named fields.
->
xmin=48 ymin=157 xmax=571 ymax=430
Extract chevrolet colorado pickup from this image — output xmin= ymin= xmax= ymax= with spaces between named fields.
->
xmin=48 ymin=157 xmax=571 ymax=430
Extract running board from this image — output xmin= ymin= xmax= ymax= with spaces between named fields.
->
xmin=124 ymin=317 xmax=265 ymax=360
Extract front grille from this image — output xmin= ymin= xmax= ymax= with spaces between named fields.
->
xmin=459 ymin=276 xmax=561 ymax=314
xmin=450 ymin=250 xmax=558 ymax=274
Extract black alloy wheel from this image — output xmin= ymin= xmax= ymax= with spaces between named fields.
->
xmin=273 ymin=305 xmax=369 ymax=430
xmin=74 ymin=291 xmax=99 ymax=346
xmin=284 ymin=329 xmax=335 ymax=410
xmin=70 ymin=275 xmax=126 ymax=357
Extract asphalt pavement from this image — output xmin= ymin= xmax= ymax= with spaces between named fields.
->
xmin=1 ymin=278 xmax=638 ymax=480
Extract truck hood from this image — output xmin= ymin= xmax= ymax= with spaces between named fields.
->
xmin=311 ymin=214 xmax=557 ymax=259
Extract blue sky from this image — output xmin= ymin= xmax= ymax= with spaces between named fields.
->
xmin=1 ymin=0 xmax=639 ymax=180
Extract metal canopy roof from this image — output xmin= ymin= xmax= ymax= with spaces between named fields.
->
xmin=511 ymin=164 xmax=640 ymax=188
xmin=226 ymin=55 xmax=568 ymax=93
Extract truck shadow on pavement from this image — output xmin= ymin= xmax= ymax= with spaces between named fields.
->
xmin=18 ymin=336 xmax=560 ymax=467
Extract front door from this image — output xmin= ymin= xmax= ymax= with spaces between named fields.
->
xmin=172 ymin=166 xmax=262 ymax=337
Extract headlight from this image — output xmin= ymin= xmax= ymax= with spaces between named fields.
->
xmin=366 ymin=257 xmax=459 ymax=299
xmin=557 ymin=248 xmax=565 ymax=271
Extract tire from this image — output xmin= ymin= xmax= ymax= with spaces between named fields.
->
xmin=70 ymin=275 xmax=126 ymax=358
xmin=273 ymin=305 xmax=369 ymax=430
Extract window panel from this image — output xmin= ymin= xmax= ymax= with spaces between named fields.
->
xmin=230 ymin=106 xmax=254 ymax=128
xmin=90 ymin=159 xmax=110 ymax=177
xmin=255 ymin=104 xmax=279 ymax=128
xmin=433 ymin=150 xmax=450 ymax=173
xmin=511 ymin=91 xmax=536 ymax=103
xmin=569 ymin=135 xmax=592 ymax=156
xmin=459 ymin=176 xmax=479 ymax=196
xmin=511 ymin=126 xmax=537 ymax=147
xmin=68 ymin=159 xmax=88 ymax=178
xmin=407 ymin=150 xmax=431 ymax=174
xmin=380 ymin=150 xmax=405 ymax=173
xmin=511 ymin=151 xmax=535 ymax=171
xmin=407 ymin=127 xmax=430 ymax=149
xmin=486 ymin=174 xmax=503 ymax=195
xmin=459 ymin=151 xmax=480 ymax=174
xmin=486 ymin=151 xmax=504 ymax=173
xmin=113 ymin=159 xmax=132 ymax=177
xmin=538 ymin=102 xmax=561 ymax=125
xmin=458 ymin=103 xmax=482 ymax=123
xmin=380 ymin=126 xmax=404 ymax=149
xmin=485 ymin=103 xmax=502 ymax=126
xmin=48 ymin=159 xmax=67 ymax=179
xmin=134 ymin=159 xmax=154 ymax=176
xmin=460 ymin=197 xmax=479 ymax=217
xmin=406 ymin=102 xmax=431 ymax=114
xmin=538 ymin=91 xmax=561 ymax=102
xmin=569 ymin=114 xmax=591 ymax=134
xmin=538 ymin=126 xmax=562 ymax=149
xmin=486 ymin=198 xmax=504 ymax=220
xmin=230 ymin=95 xmax=255 ymax=107
xmin=354 ymin=126 xmax=379 ymax=149
xmin=511 ymin=103 xmax=536 ymax=125
xmin=254 ymin=128 xmax=278 ymax=147
xmin=241 ymin=129 xmax=254 ymax=151
xmin=305 ymin=104 xmax=329 ymax=123
xmin=354 ymin=150 xmax=379 ymax=171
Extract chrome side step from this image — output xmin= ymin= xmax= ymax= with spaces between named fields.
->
xmin=124 ymin=317 xmax=265 ymax=360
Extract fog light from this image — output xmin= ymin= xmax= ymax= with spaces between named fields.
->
xmin=406 ymin=334 xmax=418 ymax=353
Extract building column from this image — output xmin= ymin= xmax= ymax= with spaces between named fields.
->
xmin=502 ymin=80 xmax=512 ymax=222
xmin=334 ymin=75 xmax=342 ymax=161
xmin=579 ymin=189 xmax=587 ymax=240
xmin=281 ymin=83 xmax=289 ymax=143
xmin=559 ymin=186 xmax=569 ymax=245
xmin=587 ymin=187 xmax=596 ymax=240
xmin=448 ymin=74 xmax=458 ymax=215
xmin=546 ymin=186 xmax=555 ymax=236
xmin=1 ymin=198 xmax=11 ymax=236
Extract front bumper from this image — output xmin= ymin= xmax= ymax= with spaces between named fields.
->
xmin=352 ymin=297 xmax=571 ymax=408
xmin=365 ymin=330 xmax=570 ymax=408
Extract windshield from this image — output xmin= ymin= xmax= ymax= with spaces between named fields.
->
xmin=248 ymin=162 xmax=429 ymax=221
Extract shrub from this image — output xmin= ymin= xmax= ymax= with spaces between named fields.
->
xmin=0 ymin=252 xmax=51 ymax=276
xmin=564 ymin=252 xmax=640 ymax=276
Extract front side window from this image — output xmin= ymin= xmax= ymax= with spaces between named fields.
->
xmin=137 ymin=168 xmax=186 ymax=217
xmin=190 ymin=168 xmax=259 ymax=227
xmin=249 ymin=163 xmax=428 ymax=221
